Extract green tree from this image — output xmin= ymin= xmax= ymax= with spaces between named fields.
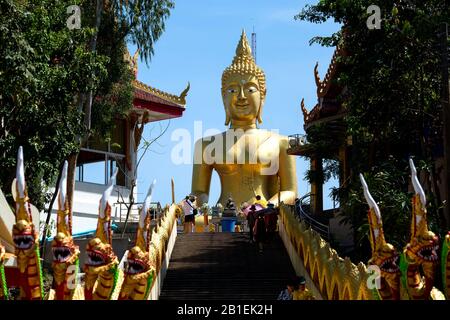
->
xmin=0 ymin=0 xmax=106 ymax=210
xmin=296 ymin=0 xmax=449 ymax=261
xmin=64 ymin=0 xmax=175 ymax=211
xmin=0 ymin=0 xmax=175 ymax=253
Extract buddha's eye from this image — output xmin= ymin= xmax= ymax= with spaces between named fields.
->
xmin=227 ymin=88 xmax=237 ymax=94
xmin=247 ymin=87 xmax=258 ymax=93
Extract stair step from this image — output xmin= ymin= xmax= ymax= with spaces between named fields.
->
xmin=160 ymin=233 xmax=295 ymax=300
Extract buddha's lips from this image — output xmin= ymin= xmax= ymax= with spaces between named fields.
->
xmin=235 ymin=103 xmax=249 ymax=109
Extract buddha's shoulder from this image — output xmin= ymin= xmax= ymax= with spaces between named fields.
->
xmin=194 ymin=129 xmax=289 ymax=147
xmin=194 ymin=131 xmax=228 ymax=147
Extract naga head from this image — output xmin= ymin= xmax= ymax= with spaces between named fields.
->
xmin=12 ymin=147 xmax=38 ymax=265
xmin=124 ymin=180 xmax=156 ymax=278
xmin=51 ymin=161 xmax=80 ymax=286
xmin=404 ymin=159 xmax=439 ymax=278
xmin=360 ymin=174 xmax=400 ymax=299
xmin=85 ymin=169 xmax=118 ymax=274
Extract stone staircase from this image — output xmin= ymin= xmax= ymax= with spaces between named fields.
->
xmin=159 ymin=232 xmax=296 ymax=300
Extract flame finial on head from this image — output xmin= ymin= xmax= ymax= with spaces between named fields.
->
xmin=139 ymin=179 xmax=156 ymax=229
xmin=14 ymin=146 xmax=32 ymax=222
xmin=99 ymin=168 xmax=118 ymax=219
xmin=360 ymin=174 xmax=386 ymax=252
xmin=221 ymin=30 xmax=266 ymax=104
xmin=94 ymin=168 xmax=118 ymax=244
xmin=235 ymin=29 xmax=253 ymax=60
xmin=136 ymin=180 xmax=156 ymax=251
xmin=409 ymin=158 xmax=426 ymax=207
xmin=58 ymin=161 xmax=68 ymax=211
xmin=16 ymin=146 xmax=26 ymax=199
xmin=360 ymin=174 xmax=381 ymax=222
xmin=56 ymin=160 xmax=71 ymax=235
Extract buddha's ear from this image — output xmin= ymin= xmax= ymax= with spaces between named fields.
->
xmin=222 ymin=90 xmax=231 ymax=126
xmin=257 ymin=92 xmax=265 ymax=124
xmin=225 ymin=107 xmax=231 ymax=126
xmin=257 ymin=106 xmax=263 ymax=124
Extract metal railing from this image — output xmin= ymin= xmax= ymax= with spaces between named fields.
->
xmin=295 ymin=193 xmax=330 ymax=241
xmin=288 ymin=134 xmax=307 ymax=149
xmin=113 ymin=201 xmax=162 ymax=223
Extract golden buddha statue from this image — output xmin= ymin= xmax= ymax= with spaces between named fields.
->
xmin=191 ymin=30 xmax=297 ymax=207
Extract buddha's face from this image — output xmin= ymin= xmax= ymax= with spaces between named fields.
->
xmin=223 ymin=74 xmax=262 ymax=124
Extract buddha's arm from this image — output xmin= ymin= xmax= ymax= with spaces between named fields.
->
xmin=191 ymin=139 xmax=213 ymax=206
xmin=268 ymin=137 xmax=297 ymax=205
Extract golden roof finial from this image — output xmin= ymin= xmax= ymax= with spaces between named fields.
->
xmin=314 ymin=62 xmax=322 ymax=88
xmin=301 ymin=98 xmax=308 ymax=120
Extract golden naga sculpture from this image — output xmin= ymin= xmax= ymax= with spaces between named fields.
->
xmin=119 ymin=180 xmax=156 ymax=300
xmin=192 ymin=30 xmax=297 ymax=207
xmin=12 ymin=147 xmax=44 ymax=300
xmin=360 ymin=174 xmax=400 ymax=300
xmin=400 ymin=159 xmax=440 ymax=300
xmin=84 ymin=169 xmax=121 ymax=300
xmin=50 ymin=161 xmax=81 ymax=300
xmin=279 ymin=204 xmax=374 ymax=300
xmin=278 ymin=159 xmax=448 ymax=300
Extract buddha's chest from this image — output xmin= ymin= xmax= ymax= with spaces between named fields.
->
xmin=204 ymin=132 xmax=279 ymax=173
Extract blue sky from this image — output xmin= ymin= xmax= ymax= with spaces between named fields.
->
xmin=132 ymin=0 xmax=340 ymax=208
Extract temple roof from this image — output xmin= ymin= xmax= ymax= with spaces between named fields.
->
xmin=133 ymin=80 xmax=188 ymax=108
xmin=125 ymin=49 xmax=189 ymax=123
xmin=132 ymin=80 xmax=189 ymax=123
xmin=301 ymin=46 xmax=347 ymax=129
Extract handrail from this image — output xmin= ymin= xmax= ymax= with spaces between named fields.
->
xmin=113 ymin=201 xmax=162 ymax=223
xmin=295 ymin=193 xmax=330 ymax=241
xmin=287 ymin=134 xmax=307 ymax=149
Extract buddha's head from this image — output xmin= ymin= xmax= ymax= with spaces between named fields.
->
xmin=222 ymin=30 xmax=266 ymax=128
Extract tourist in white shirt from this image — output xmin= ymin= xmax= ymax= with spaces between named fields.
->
xmin=181 ymin=194 xmax=197 ymax=233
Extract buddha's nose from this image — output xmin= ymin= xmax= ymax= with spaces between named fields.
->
xmin=238 ymin=87 xmax=246 ymax=100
